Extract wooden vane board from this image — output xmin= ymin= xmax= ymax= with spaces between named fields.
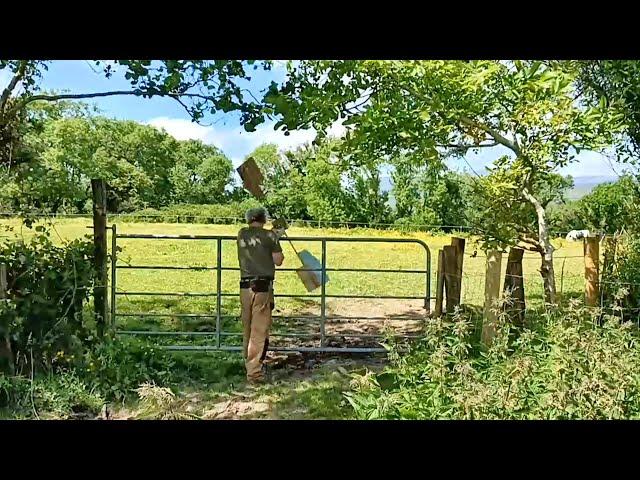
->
xmin=236 ymin=157 xmax=265 ymax=199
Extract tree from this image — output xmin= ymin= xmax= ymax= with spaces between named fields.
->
xmin=575 ymin=176 xmax=639 ymax=234
xmin=0 ymin=60 xmax=273 ymax=168
xmin=259 ymin=60 xmax=622 ymax=305
xmin=170 ymin=140 xmax=232 ymax=204
xmin=391 ymin=155 xmax=468 ymax=229
xmin=245 ymin=143 xmax=309 ymax=220
xmin=346 ymin=162 xmax=392 ymax=225
xmin=0 ymin=111 xmax=234 ymax=213
xmin=577 ymin=61 xmax=640 ymax=154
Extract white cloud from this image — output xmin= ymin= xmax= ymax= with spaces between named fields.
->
xmin=146 ymin=117 xmax=214 ymax=142
xmin=0 ymin=68 xmax=13 ymax=91
xmin=145 ymin=116 xmax=346 ymax=168
xmin=445 ymin=144 xmax=627 ymax=180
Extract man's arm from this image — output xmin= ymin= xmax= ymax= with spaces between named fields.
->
xmin=272 ymin=251 xmax=284 ymax=266
xmin=270 ymin=232 xmax=285 ymax=266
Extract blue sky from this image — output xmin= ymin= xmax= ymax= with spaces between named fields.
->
xmin=0 ymin=60 xmax=626 ymax=179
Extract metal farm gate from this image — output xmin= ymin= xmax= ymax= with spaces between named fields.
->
xmin=110 ymin=226 xmax=432 ymax=354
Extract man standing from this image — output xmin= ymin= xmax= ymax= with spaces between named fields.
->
xmin=237 ymin=207 xmax=284 ymax=383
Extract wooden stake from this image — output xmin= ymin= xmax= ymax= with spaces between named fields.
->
xmin=503 ymin=247 xmax=525 ymax=325
xmin=443 ymin=245 xmax=460 ymax=313
xmin=92 ymin=179 xmax=108 ymax=336
xmin=450 ymin=237 xmax=466 ymax=308
xmin=482 ymin=250 xmax=502 ymax=345
xmin=584 ymin=236 xmax=600 ymax=307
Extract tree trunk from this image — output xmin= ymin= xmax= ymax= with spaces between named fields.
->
xmin=540 ymin=243 xmax=556 ymax=306
xmin=522 ymin=187 xmax=556 ymax=306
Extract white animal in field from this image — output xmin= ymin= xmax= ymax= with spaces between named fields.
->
xmin=565 ymin=229 xmax=592 ymax=241
xmin=565 ymin=230 xmax=605 ymax=242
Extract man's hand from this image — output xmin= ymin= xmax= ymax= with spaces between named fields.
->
xmin=271 ymin=218 xmax=288 ymax=239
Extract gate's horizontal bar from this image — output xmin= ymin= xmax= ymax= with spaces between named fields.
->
xmin=113 ymin=313 xmax=427 ymax=321
xmin=239 ymin=314 xmax=427 ymax=321
xmin=326 ymin=268 xmax=428 ymax=274
xmin=115 ymin=234 xmax=428 ymax=247
xmin=117 ymin=234 xmax=228 ymax=240
xmin=116 ymin=330 xmax=318 ymax=338
xmin=115 ymin=291 xmax=216 ymax=297
xmin=116 ymin=312 xmax=216 ymax=318
xmin=328 ymin=294 xmax=427 ymax=299
xmin=217 ymin=293 xmax=428 ymax=300
xmin=219 ymin=267 xmax=428 ymax=274
xmin=115 ymin=265 xmax=428 ymax=274
xmin=161 ymin=345 xmax=388 ymax=353
xmin=116 ymin=329 xmax=421 ymax=340
xmin=115 ymin=291 xmax=428 ymax=300
xmin=117 ymin=265 xmax=216 ymax=271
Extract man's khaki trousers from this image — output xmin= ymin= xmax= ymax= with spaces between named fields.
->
xmin=240 ymin=285 xmax=273 ymax=380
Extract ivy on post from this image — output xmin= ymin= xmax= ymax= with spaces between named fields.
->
xmin=503 ymin=247 xmax=526 ymax=325
xmin=91 ymin=179 xmax=108 ymax=337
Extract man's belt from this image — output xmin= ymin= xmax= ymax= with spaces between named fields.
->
xmin=240 ymin=276 xmax=273 ymax=292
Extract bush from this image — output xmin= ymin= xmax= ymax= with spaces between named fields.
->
xmin=78 ymin=336 xmax=177 ymax=402
xmin=0 ymin=230 xmax=95 ymax=374
xmin=602 ymin=235 xmax=640 ymax=316
xmin=1 ymin=336 xmax=187 ymax=417
xmin=345 ymin=302 xmax=640 ymax=419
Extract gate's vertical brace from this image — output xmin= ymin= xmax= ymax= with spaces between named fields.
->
xmin=424 ymin=248 xmax=431 ymax=313
xmin=320 ymin=239 xmax=327 ymax=347
xmin=216 ymin=237 xmax=223 ymax=348
xmin=110 ymin=224 xmax=117 ymax=327
xmin=434 ymin=250 xmax=445 ymax=317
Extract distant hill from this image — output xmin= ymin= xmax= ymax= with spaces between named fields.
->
xmin=566 ymin=175 xmax=618 ymax=200
xmin=381 ymin=174 xmax=618 ymax=206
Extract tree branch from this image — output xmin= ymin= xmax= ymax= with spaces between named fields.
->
xmin=12 ymin=90 xmax=141 ymax=113
xmin=396 ymin=80 xmax=520 ymax=155
xmin=0 ymin=61 xmax=29 ymax=114
xmin=518 ymin=234 xmax=543 ymax=251
xmin=459 ymin=115 xmax=521 ymax=155
xmin=439 ymin=142 xmax=498 ymax=149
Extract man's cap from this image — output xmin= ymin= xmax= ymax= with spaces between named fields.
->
xmin=245 ymin=207 xmax=268 ymax=224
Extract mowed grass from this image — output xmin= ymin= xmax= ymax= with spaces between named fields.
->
xmin=1 ymin=218 xmax=588 ymax=347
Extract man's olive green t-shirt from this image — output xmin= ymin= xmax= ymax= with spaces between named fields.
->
xmin=237 ymin=226 xmax=283 ymax=279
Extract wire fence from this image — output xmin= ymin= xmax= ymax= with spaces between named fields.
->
xmin=0 ymin=211 xmax=592 ymax=237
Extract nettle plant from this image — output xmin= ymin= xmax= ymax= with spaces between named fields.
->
xmin=260 ymin=60 xmax=624 ymax=305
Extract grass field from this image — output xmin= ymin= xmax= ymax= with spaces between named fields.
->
xmin=0 ymin=218 xmax=588 ymax=347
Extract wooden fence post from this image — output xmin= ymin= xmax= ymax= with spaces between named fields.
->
xmin=482 ymin=250 xmax=503 ymax=345
xmin=451 ymin=237 xmax=466 ymax=308
xmin=91 ymin=179 xmax=108 ymax=336
xmin=443 ymin=245 xmax=460 ymax=313
xmin=503 ymin=247 xmax=525 ymax=325
xmin=434 ymin=249 xmax=445 ymax=317
xmin=0 ymin=263 xmax=14 ymax=374
xmin=584 ymin=236 xmax=600 ymax=307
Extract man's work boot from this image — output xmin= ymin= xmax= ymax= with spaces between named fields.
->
xmin=247 ymin=364 xmax=270 ymax=385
